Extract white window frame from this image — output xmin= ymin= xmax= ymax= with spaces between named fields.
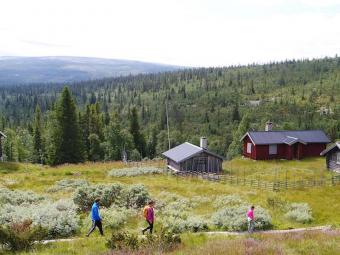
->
xmin=269 ymin=144 xmax=277 ymax=155
xmin=246 ymin=143 xmax=252 ymax=154
xmin=337 ymin=152 xmax=340 ymax=164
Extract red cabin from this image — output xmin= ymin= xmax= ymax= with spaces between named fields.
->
xmin=241 ymin=130 xmax=330 ymax=160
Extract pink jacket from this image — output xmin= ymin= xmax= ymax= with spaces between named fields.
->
xmin=146 ymin=207 xmax=154 ymax=223
xmin=247 ymin=209 xmax=254 ymax=220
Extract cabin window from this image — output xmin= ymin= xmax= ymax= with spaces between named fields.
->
xmin=246 ymin=143 xmax=252 ymax=154
xmin=337 ymin=152 xmax=340 ymax=164
xmin=269 ymin=144 xmax=277 ymax=155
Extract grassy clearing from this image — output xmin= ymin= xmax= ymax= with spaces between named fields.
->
xmin=1 ymin=158 xmax=340 ymax=254
xmin=223 ymin=157 xmax=333 ymax=182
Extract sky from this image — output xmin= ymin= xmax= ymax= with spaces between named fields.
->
xmin=0 ymin=0 xmax=340 ymax=67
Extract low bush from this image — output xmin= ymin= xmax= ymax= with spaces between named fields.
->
xmin=212 ymin=205 xmax=272 ymax=231
xmin=0 ymin=219 xmax=47 ymax=251
xmin=108 ymin=167 xmax=163 ymax=177
xmin=47 ymin=179 xmax=89 ymax=192
xmin=0 ymin=188 xmax=45 ymax=205
xmin=73 ymin=183 xmax=150 ymax=211
xmin=0 ymin=199 xmax=80 ymax=238
xmin=285 ymin=203 xmax=313 ymax=223
xmin=105 ymin=228 xmax=181 ymax=253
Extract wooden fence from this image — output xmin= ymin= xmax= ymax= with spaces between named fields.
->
xmin=169 ymin=169 xmax=340 ymax=191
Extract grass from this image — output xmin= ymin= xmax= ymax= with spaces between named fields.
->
xmin=223 ymin=157 xmax=333 ymax=182
xmin=1 ymin=157 xmax=340 ymax=254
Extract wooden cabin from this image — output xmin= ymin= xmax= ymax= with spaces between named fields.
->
xmin=162 ymin=138 xmax=224 ymax=173
xmin=320 ymin=142 xmax=340 ymax=171
xmin=240 ymin=123 xmax=330 ymax=160
xmin=0 ymin=131 xmax=6 ymax=159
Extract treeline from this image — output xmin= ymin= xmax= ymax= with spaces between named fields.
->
xmin=0 ymin=56 xmax=340 ymax=164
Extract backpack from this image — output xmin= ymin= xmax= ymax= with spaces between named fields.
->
xmin=143 ymin=206 xmax=149 ymax=218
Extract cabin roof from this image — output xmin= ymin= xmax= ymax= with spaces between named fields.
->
xmin=241 ymin=130 xmax=330 ymax=145
xmin=0 ymin=131 xmax=6 ymax=138
xmin=320 ymin=142 xmax=340 ymax=156
xmin=162 ymin=142 xmax=224 ymax=163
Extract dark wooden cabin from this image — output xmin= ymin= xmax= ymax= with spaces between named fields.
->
xmin=241 ymin=129 xmax=330 ymax=160
xmin=320 ymin=142 xmax=340 ymax=171
xmin=162 ymin=138 xmax=224 ymax=173
xmin=0 ymin=131 xmax=6 ymax=159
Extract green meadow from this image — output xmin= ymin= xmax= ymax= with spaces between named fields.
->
xmin=1 ymin=157 xmax=340 ymax=254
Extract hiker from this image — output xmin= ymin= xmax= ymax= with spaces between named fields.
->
xmin=142 ymin=200 xmax=155 ymax=234
xmin=247 ymin=205 xmax=255 ymax=233
xmin=86 ymin=198 xmax=104 ymax=237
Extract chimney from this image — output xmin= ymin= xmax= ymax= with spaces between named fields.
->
xmin=265 ymin=121 xmax=273 ymax=131
xmin=200 ymin=137 xmax=208 ymax=150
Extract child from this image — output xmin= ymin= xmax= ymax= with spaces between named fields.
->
xmin=142 ymin=200 xmax=155 ymax=234
xmin=247 ymin=205 xmax=255 ymax=233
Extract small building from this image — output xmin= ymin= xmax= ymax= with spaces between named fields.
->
xmin=241 ymin=123 xmax=330 ymax=160
xmin=320 ymin=142 xmax=340 ymax=171
xmin=0 ymin=131 xmax=6 ymax=160
xmin=162 ymin=137 xmax=224 ymax=173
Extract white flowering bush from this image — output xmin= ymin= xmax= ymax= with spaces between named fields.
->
xmin=0 ymin=199 xmax=80 ymax=238
xmin=285 ymin=203 xmax=313 ymax=224
xmin=47 ymin=179 xmax=89 ymax=193
xmin=108 ymin=167 xmax=163 ymax=177
xmin=84 ymin=206 xmax=135 ymax=231
xmin=211 ymin=205 xmax=272 ymax=231
xmin=184 ymin=216 xmax=209 ymax=232
xmin=73 ymin=183 xmax=150 ymax=211
xmin=0 ymin=188 xmax=45 ymax=205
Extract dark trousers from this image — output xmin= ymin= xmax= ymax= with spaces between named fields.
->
xmin=142 ymin=220 xmax=153 ymax=234
xmin=87 ymin=220 xmax=104 ymax=236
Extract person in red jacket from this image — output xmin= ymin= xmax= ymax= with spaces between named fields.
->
xmin=142 ymin=200 xmax=155 ymax=234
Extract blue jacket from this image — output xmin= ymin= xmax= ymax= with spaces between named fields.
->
xmin=91 ymin=202 xmax=101 ymax=221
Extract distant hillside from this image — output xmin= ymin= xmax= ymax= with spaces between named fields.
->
xmin=0 ymin=56 xmax=182 ymax=85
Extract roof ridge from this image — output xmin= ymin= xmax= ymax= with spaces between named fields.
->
xmin=184 ymin=142 xmax=203 ymax=150
xmin=249 ymin=130 xmax=325 ymax=133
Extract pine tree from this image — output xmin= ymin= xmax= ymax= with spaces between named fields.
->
xmin=51 ymin=87 xmax=85 ymax=165
xmin=130 ymin=107 xmax=146 ymax=158
xmin=32 ymin=105 xmax=44 ymax=163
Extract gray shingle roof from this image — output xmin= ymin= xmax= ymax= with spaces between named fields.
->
xmin=242 ymin=130 xmax=330 ymax=145
xmin=320 ymin=142 xmax=340 ymax=156
xmin=162 ymin=142 xmax=224 ymax=163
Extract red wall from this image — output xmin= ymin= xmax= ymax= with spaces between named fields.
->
xmin=243 ymin=136 xmax=256 ymax=159
xmin=303 ymin=143 xmax=326 ymax=157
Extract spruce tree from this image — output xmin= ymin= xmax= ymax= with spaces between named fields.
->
xmin=32 ymin=105 xmax=43 ymax=163
xmin=130 ymin=107 xmax=146 ymax=157
xmin=52 ymin=87 xmax=85 ymax=164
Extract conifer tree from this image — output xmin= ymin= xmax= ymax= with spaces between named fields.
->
xmin=130 ymin=107 xmax=146 ymax=157
xmin=51 ymin=87 xmax=85 ymax=164
xmin=32 ymin=105 xmax=43 ymax=163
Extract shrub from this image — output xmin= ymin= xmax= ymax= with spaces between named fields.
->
xmin=184 ymin=216 xmax=209 ymax=232
xmin=0 ymin=220 xmax=48 ymax=251
xmin=73 ymin=183 xmax=124 ymax=211
xmin=0 ymin=188 xmax=45 ymax=205
xmin=108 ymin=167 xmax=163 ymax=177
xmin=0 ymin=199 xmax=80 ymax=238
xmin=285 ymin=203 xmax=313 ymax=223
xmin=105 ymin=228 xmax=181 ymax=253
xmin=84 ymin=206 xmax=134 ymax=231
xmin=47 ymin=179 xmax=89 ymax=192
xmin=212 ymin=205 xmax=272 ymax=231
xmin=73 ymin=183 xmax=150 ymax=211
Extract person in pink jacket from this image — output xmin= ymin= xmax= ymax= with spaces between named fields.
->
xmin=142 ymin=200 xmax=155 ymax=234
xmin=247 ymin=206 xmax=255 ymax=233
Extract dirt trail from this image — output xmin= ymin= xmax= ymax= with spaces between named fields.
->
xmin=39 ymin=225 xmax=332 ymax=244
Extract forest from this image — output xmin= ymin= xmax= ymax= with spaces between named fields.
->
xmin=0 ymin=56 xmax=339 ymax=164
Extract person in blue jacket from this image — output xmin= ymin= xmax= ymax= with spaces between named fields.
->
xmin=86 ymin=198 xmax=104 ymax=236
